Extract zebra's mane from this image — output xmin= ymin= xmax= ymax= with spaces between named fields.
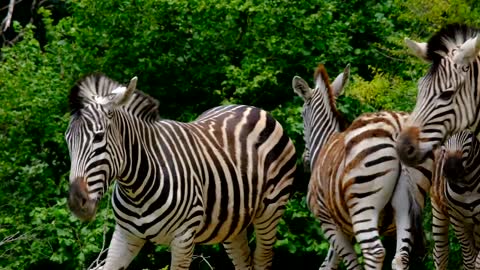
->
xmin=313 ymin=64 xmax=348 ymax=130
xmin=427 ymin=24 xmax=480 ymax=66
xmin=69 ymin=73 xmax=160 ymax=121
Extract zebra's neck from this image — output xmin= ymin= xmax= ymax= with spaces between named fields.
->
xmin=112 ymin=111 xmax=198 ymax=199
xmin=307 ymin=114 xmax=340 ymax=170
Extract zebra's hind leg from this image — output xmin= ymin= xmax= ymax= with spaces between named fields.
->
xmin=350 ymin=209 xmax=385 ymax=270
xmin=223 ymin=230 xmax=253 ymax=270
xmin=319 ymin=244 xmax=341 ymax=269
xmin=102 ymin=225 xmax=146 ymax=270
xmin=390 ymin=167 xmax=425 ymax=270
xmin=320 ymin=222 xmax=359 ymax=270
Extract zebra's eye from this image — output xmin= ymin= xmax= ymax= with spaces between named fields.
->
xmin=439 ymin=90 xmax=455 ymax=101
xmin=93 ymin=132 xmax=104 ymax=143
xmin=462 ymin=65 xmax=470 ymax=72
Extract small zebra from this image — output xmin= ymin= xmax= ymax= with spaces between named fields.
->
xmin=431 ymin=129 xmax=480 ymax=270
xmin=293 ymin=64 xmax=432 ymax=270
xmin=397 ymin=24 xmax=480 ymax=167
xmin=65 ymin=74 xmax=297 ymax=270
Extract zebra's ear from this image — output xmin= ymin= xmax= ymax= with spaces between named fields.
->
xmin=111 ymin=76 xmax=137 ymax=106
xmin=453 ymin=36 xmax=480 ymax=66
xmin=292 ymin=76 xmax=312 ymax=100
xmin=405 ymin=38 xmax=430 ymax=62
xmin=331 ymin=64 xmax=350 ymax=97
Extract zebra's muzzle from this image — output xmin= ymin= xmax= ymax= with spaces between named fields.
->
xmin=68 ymin=177 xmax=99 ymax=222
xmin=443 ymin=153 xmax=466 ymax=181
xmin=396 ymin=127 xmax=424 ymax=166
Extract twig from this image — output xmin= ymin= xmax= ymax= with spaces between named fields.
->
xmin=0 ymin=0 xmax=22 ymax=12
xmin=193 ymin=254 xmax=214 ymax=270
xmin=0 ymin=231 xmax=29 ymax=246
xmin=87 ymin=203 xmax=111 ymax=270
xmin=86 ymin=223 xmax=109 ymax=270
xmin=1 ymin=0 xmax=15 ymax=33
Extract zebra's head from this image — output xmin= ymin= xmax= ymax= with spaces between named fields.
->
xmin=397 ymin=24 xmax=480 ymax=166
xmin=442 ymin=130 xmax=475 ymax=185
xmin=65 ymin=74 xmax=137 ymax=222
xmin=292 ymin=64 xmax=350 ymax=169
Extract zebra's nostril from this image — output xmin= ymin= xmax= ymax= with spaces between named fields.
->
xmin=81 ymin=198 xmax=87 ymax=208
xmin=406 ymin=145 xmax=415 ymax=156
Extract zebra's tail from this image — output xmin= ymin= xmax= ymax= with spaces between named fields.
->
xmin=408 ymin=180 xmax=426 ymax=259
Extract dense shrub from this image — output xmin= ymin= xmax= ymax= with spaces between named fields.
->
xmin=1 ymin=0 xmax=477 ymax=269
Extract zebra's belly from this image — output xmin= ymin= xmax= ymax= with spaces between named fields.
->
xmin=193 ymin=207 xmax=255 ymax=244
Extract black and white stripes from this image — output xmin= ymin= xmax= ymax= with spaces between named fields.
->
xmin=397 ymin=24 xmax=480 ymax=167
xmin=65 ymin=74 xmax=297 ymax=270
xmin=294 ymin=64 xmax=432 ymax=270
xmin=431 ymin=130 xmax=480 ymax=270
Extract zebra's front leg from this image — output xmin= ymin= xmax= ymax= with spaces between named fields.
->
xmin=170 ymin=228 xmax=196 ymax=270
xmin=431 ymin=195 xmax=450 ymax=270
xmin=319 ymin=220 xmax=359 ymax=270
xmin=223 ymin=230 xmax=253 ymax=270
xmin=451 ymin=219 xmax=476 ymax=270
xmin=102 ymin=225 xmax=146 ymax=270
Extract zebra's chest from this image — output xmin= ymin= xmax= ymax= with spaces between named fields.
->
xmin=446 ymin=189 xmax=480 ymax=221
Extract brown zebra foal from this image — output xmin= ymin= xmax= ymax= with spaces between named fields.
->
xmin=294 ymin=64 xmax=432 ymax=270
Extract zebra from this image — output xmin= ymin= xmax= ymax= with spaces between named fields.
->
xmin=65 ymin=74 xmax=298 ymax=270
xmin=293 ymin=64 xmax=432 ymax=270
xmin=396 ymin=23 xmax=480 ymax=167
xmin=431 ymin=129 xmax=480 ymax=270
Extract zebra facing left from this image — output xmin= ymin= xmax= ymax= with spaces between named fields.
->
xmin=65 ymin=74 xmax=298 ymax=270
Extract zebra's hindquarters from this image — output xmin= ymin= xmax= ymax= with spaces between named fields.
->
xmin=193 ymin=105 xmax=298 ymax=269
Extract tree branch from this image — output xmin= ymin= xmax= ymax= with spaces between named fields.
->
xmin=1 ymin=0 xmax=16 ymax=33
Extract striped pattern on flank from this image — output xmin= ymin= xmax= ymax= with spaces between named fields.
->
xmin=65 ymin=74 xmax=297 ymax=270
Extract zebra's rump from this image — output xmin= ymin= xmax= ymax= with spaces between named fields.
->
xmin=308 ymin=111 xmax=406 ymax=232
xmin=189 ymin=105 xmax=297 ymax=244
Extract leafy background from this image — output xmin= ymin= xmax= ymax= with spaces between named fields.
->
xmin=0 ymin=0 xmax=478 ymax=269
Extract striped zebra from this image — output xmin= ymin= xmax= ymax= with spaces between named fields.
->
xmin=431 ymin=129 xmax=480 ymax=270
xmin=396 ymin=24 xmax=480 ymax=167
xmin=65 ymin=74 xmax=297 ymax=270
xmin=293 ymin=64 xmax=432 ymax=270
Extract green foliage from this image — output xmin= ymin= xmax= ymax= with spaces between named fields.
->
xmin=345 ymin=69 xmax=418 ymax=112
xmin=1 ymin=0 xmax=479 ymax=269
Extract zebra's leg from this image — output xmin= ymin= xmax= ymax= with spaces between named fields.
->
xmin=451 ymin=218 xmax=476 ymax=270
xmin=431 ymin=195 xmax=450 ymax=270
xmin=102 ymin=225 xmax=146 ymax=270
xmin=170 ymin=228 xmax=196 ymax=270
xmin=319 ymin=246 xmax=341 ymax=270
xmin=319 ymin=221 xmax=359 ymax=270
xmin=390 ymin=167 xmax=426 ymax=270
xmin=474 ymin=250 xmax=480 ymax=270
xmin=390 ymin=183 xmax=412 ymax=270
xmin=223 ymin=230 xmax=253 ymax=270
xmin=251 ymin=211 xmax=280 ymax=270
xmin=350 ymin=208 xmax=385 ymax=270
xmin=251 ymin=199 xmax=288 ymax=270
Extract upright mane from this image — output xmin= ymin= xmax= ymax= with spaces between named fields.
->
xmin=426 ymin=24 xmax=480 ymax=65
xmin=69 ymin=73 xmax=160 ymax=121
xmin=313 ymin=64 xmax=348 ymax=130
